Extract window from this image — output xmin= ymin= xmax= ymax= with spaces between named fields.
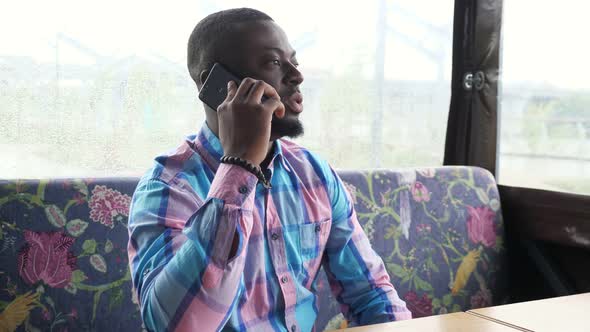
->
xmin=1 ymin=0 xmax=453 ymax=178
xmin=498 ymin=1 xmax=590 ymax=195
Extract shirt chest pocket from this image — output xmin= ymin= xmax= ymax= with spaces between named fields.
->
xmin=299 ymin=219 xmax=332 ymax=261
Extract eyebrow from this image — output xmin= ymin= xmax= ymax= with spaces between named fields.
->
xmin=263 ymin=47 xmax=297 ymax=58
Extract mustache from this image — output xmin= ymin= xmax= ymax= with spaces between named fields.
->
xmin=280 ymin=89 xmax=301 ymax=98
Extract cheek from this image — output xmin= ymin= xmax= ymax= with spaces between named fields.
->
xmin=261 ymin=75 xmax=282 ymax=91
xmin=252 ymin=69 xmax=281 ymax=88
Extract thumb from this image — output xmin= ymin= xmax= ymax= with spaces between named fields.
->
xmin=273 ymin=100 xmax=286 ymax=119
xmin=262 ymin=98 xmax=285 ymax=118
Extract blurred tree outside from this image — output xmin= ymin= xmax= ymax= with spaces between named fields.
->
xmin=522 ymin=93 xmax=590 ymax=156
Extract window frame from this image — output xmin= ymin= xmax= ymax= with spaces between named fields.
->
xmin=443 ymin=0 xmax=590 ymax=298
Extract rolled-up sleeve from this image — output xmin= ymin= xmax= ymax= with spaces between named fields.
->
xmin=323 ymin=168 xmax=412 ymax=326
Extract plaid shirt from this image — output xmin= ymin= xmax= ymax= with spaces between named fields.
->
xmin=127 ymin=124 xmax=411 ymax=332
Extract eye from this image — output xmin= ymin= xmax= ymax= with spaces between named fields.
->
xmin=271 ymin=59 xmax=281 ymax=66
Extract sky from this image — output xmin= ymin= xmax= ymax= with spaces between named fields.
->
xmin=1 ymin=0 xmax=589 ymax=89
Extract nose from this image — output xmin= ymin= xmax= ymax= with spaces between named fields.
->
xmin=285 ymin=64 xmax=304 ymax=86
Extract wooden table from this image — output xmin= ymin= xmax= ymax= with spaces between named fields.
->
xmin=341 ymin=312 xmax=519 ymax=331
xmin=468 ymin=292 xmax=590 ymax=332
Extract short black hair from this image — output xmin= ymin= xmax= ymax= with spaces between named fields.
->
xmin=187 ymin=8 xmax=273 ymax=87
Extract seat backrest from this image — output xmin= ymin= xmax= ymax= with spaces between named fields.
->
xmin=0 ymin=178 xmax=140 ymax=331
xmin=0 ymin=166 xmax=507 ymax=331
xmin=317 ymin=167 xmax=508 ymax=330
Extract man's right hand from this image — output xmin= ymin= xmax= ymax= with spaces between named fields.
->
xmin=217 ymin=78 xmax=285 ymax=166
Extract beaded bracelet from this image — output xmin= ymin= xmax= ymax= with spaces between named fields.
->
xmin=220 ymin=155 xmax=272 ymax=189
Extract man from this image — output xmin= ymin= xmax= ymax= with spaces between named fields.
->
xmin=127 ymin=8 xmax=411 ymax=332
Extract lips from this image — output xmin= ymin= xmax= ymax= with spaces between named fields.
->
xmin=282 ymin=92 xmax=303 ymax=114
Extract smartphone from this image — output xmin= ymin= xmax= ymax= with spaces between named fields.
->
xmin=198 ymin=62 xmax=268 ymax=111
xmin=198 ymin=63 xmax=242 ymax=111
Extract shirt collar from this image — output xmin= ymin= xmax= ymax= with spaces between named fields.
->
xmin=192 ymin=122 xmax=291 ymax=173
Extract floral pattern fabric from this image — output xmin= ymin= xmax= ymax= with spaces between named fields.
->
xmin=0 ymin=179 xmax=138 ymax=331
xmin=0 ymin=167 xmax=508 ymax=331
xmin=17 ymin=231 xmax=77 ymax=289
xmin=317 ymin=167 xmax=508 ymax=330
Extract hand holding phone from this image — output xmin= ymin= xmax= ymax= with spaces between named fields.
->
xmin=199 ymin=63 xmax=270 ymax=111
xmin=201 ymin=63 xmax=285 ymax=166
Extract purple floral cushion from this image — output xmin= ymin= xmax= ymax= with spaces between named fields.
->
xmin=0 ymin=167 xmax=507 ymax=331
xmin=0 ymin=179 xmax=140 ymax=331
xmin=317 ymin=167 xmax=508 ymax=330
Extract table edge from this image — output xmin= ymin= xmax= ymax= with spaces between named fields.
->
xmin=466 ymin=311 xmax=533 ymax=332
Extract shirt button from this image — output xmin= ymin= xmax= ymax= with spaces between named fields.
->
xmin=271 ymin=233 xmax=279 ymax=240
xmin=315 ymin=225 xmax=321 ymax=232
xmin=238 ymin=186 xmax=248 ymax=194
xmin=281 ymin=276 xmax=288 ymax=283
xmin=291 ymin=325 xmax=297 ymax=332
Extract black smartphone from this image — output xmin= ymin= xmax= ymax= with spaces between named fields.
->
xmin=198 ymin=63 xmax=242 ymax=111
xmin=198 ymin=62 xmax=269 ymax=111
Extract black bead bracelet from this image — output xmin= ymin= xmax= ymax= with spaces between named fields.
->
xmin=220 ymin=155 xmax=272 ymax=189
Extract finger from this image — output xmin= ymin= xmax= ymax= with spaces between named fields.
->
xmin=250 ymin=82 xmax=284 ymax=117
xmin=246 ymin=80 xmax=265 ymax=101
xmin=249 ymin=81 xmax=280 ymax=105
xmin=235 ymin=78 xmax=256 ymax=101
xmin=225 ymin=80 xmax=238 ymax=101
xmin=264 ymin=99 xmax=285 ymax=118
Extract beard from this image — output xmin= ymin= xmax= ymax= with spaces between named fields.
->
xmin=271 ymin=113 xmax=304 ymax=139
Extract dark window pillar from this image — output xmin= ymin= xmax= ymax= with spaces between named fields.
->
xmin=444 ymin=0 xmax=503 ymax=176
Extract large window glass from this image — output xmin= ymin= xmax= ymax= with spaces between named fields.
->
xmin=1 ymin=0 xmax=453 ymax=178
xmin=499 ymin=1 xmax=590 ymax=195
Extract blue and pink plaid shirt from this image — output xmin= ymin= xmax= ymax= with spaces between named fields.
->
xmin=127 ymin=124 xmax=411 ymax=332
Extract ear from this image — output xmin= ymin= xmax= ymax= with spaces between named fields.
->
xmin=199 ymin=70 xmax=210 ymax=86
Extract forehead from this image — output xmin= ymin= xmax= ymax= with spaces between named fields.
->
xmin=230 ymin=20 xmax=294 ymax=56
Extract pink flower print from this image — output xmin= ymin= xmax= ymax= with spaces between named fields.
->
xmin=70 ymin=307 xmax=78 ymax=320
xmin=411 ymin=182 xmax=430 ymax=202
xmin=404 ymin=291 xmax=433 ymax=318
xmin=89 ymin=185 xmax=131 ymax=228
xmin=470 ymin=288 xmax=492 ymax=309
xmin=466 ymin=206 xmax=496 ymax=248
xmin=17 ymin=231 xmax=76 ymax=288
xmin=417 ymin=223 xmax=432 ymax=233
xmin=42 ymin=308 xmax=52 ymax=321
xmin=73 ymin=192 xmax=86 ymax=205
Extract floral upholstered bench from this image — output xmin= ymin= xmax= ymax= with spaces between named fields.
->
xmin=0 ymin=166 xmax=508 ymax=331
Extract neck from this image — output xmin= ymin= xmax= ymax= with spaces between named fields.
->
xmin=260 ymin=143 xmax=276 ymax=170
